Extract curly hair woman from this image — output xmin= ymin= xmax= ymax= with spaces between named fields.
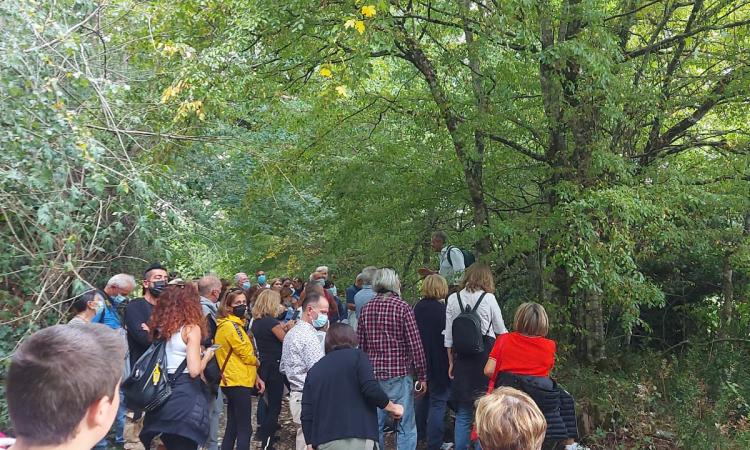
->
xmin=140 ymin=282 xmax=216 ymax=450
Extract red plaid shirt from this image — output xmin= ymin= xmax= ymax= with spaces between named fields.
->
xmin=357 ymin=292 xmax=427 ymax=382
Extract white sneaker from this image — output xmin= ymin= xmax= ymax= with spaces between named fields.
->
xmin=440 ymin=443 xmax=454 ymax=450
xmin=565 ymin=443 xmax=590 ymax=450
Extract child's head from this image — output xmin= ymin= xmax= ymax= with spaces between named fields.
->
xmin=475 ymin=387 xmax=547 ymax=450
xmin=6 ymin=324 xmax=125 ymax=449
xmin=513 ymin=302 xmax=548 ymax=337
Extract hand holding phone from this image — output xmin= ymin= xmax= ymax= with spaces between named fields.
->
xmin=209 ymin=344 xmax=221 ymax=350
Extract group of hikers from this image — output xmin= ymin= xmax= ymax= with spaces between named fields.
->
xmin=3 ymin=232 xmax=585 ymax=450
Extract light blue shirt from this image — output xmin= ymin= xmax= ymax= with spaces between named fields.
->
xmin=353 ymin=285 xmax=376 ymax=318
xmin=439 ymin=246 xmax=466 ymax=285
xmin=96 ymin=297 xmax=123 ymax=330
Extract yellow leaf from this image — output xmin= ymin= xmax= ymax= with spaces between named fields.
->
xmin=354 ymin=20 xmax=366 ymax=34
xmin=335 ymin=85 xmax=349 ymax=97
xmin=361 ymin=5 xmax=376 ymax=18
xmin=174 ymin=99 xmax=205 ymax=122
xmin=319 ymin=67 xmax=333 ymax=78
xmin=344 ymin=19 xmax=357 ymax=29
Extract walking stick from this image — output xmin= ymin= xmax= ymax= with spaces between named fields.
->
xmin=393 ymin=417 xmax=401 ymax=449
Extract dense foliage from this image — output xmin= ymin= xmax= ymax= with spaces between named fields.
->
xmin=2 ymin=0 xmax=749 ymax=446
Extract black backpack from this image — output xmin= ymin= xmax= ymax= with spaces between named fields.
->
xmin=451 ymin=293 xmax=488 ymax=355
xmin=122 ymin=340 xmax=187 ymax=412
xmin=446 ymin=245 xmax=476 ymax=268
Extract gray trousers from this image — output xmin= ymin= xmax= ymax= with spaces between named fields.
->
xmin=206 ymin=389 xmax=223 ymax=450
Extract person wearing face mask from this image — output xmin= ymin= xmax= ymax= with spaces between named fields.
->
xmin=324 ymin=279 xmax=347 ymax=324
xmin=315 ymin=265 xmax=329 ymax=281
xmin=68 ymin=290 xmax=106 ymax=325
xmin=280 ymin=287 xmax=296 ymax=322
xmin=235 ymin=272 xmax=252 ymax=291
xmin=100 ymin=274 xmax=136 ymax=329
xmin=124 ymin=262 xmax=169 ymax=368
xmin=301 ymin=272 xmax=340 ymax=323
xmin=121 ymin=264 xmax=169 ymax=450
xmin=98 ymin=274 xmax=136 ymax=447
xmin=280 ymin=292 xmax=329 ymax=450
xmin=256 ymin=270 xmax=270 ymax=288
xmin=214 ymin=289 xmax=266 ymax=450
xmin=67 ymin=289 xmax=118 ymax=449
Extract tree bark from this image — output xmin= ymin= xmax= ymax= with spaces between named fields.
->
xmin=396 ymin=25 xmax=492 ymax=257
xmin=720 ymin=256 xmax=734 ymax=338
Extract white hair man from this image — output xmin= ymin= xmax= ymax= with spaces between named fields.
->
xmin=99 ymin=273 xmax=136 ymax=447
xmin=101 ymin=274 xmax=136 ymax=328
xmin=315 ymin=266 xmax=329 ymax=280
xmin=357 ymin=268 xmax=428 ymax=450
xmin=235 ymin=272 xmax=251 ymax=290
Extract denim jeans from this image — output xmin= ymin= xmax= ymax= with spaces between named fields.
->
xmin=205 ymin=389 xmax=223 ymax=450
xmin=416 ymin=385 xmax=451 ymax=450
xmin=454 ymin=404 xmax=481 ymax=450
xmin=115 ymin=388 xmax=127 ymax=443
xmin=377 ymin=375 xmax=417 ymax=450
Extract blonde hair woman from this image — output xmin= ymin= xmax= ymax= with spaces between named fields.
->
xmin=250 ymin=289 xmax=293 ymax=448
xmin=413 ymin=274 xmax=451 ymax=450
xmin=444 ymin=263 xmax=507 ymax=450
xmin=483 ymin=303 xmax=582 ymax=450
xmin=475 ymin=387 xmax=546 ymax=450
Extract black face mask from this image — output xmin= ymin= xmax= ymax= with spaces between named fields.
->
xmin=148 ymin=280 xmax=167 ymax=297
xmin=232 ymin=305 xmax=247 ymax=318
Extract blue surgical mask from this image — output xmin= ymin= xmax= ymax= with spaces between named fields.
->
xmin=327 ymin=287 xmax=338 ymax=297
xmin=112 ymin=295 xmax=126 ymax=305
xmin=313 ymin=312 xmax=329 ymax=329
xmin=242 ymin=281 xmax=251 ymax=290
xmin=94 ymin=302 xmax=105 ymax=315
xmin=257 ymin=275 xmax=267 ymax=285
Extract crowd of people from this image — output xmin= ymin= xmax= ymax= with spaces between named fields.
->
xmin=3 ymin=232 xmax=586 ymax=450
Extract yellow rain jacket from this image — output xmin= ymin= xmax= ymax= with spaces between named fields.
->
xmin=214 ymin=315 xmax=258 ymax=387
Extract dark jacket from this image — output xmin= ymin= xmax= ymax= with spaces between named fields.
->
xmin=495 ymin=372 xmax=578 ymax=441
xmin=301 ymin=348 xmax=389 ymax=447
xmin=413 ymin=298 xmax=450 ymax=392
xmin=124 ymin=298 xmax=153 ymax=367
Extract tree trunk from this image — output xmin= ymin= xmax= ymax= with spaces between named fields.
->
xmin=720 ymin=256 xmax=734 ymax=338
xmin=397 ymin=28 xmax=492 ymax=258
xmin=584 ymin=288 xmax=606 ymax=363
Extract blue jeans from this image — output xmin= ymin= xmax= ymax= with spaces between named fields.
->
xmin=206 ymin=389 xmax=223 ymax=450
xmin=115 ymin=388 xmax=127 ymax=443
xmin=454 ymin=404 xmax=481 ymax=450
xmin=378 ymin=375 xmax=417 ymax=450
xmin=417 ymin=385 xmax=450 ymax=450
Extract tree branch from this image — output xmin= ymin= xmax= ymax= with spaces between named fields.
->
xmin=626 ymin=18 xmax=750 ymax=58
xmin=486 ymin=133 xmax=548 ymax=162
